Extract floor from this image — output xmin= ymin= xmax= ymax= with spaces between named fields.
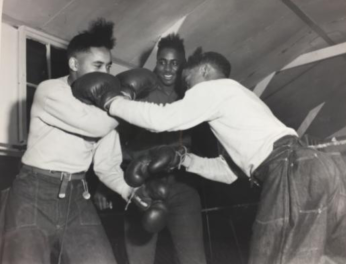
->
xmin=99 ymin=178 xmax=261 ymax=264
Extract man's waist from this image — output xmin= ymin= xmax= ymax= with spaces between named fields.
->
xmin=252 ymin=135 xmax=299 ymax=182
xmin=21 ymin=164 xmax=86 ymax=180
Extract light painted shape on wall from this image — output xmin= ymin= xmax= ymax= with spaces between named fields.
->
xmin=254 ymin=41 xmax=346 ymax=135
xmin=282 ymin=42 xmax=346 ymax=70
xmin=143 ymin=16 xmax=187 ymax=70
xmin=329 ymin=126 xmax=346 ymax=139
xmin=253 ymin=72 xmax=275 ymax=97
xmin=296 ymin=102 xmax=325 ymax=137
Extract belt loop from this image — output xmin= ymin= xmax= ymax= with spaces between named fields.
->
xmin=58 ymin=173 xmax=70 ymax=199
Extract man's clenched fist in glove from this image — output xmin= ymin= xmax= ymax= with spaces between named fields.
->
xmin=129 ymin=178 xmax=170 ymax=233
xmin=72 ymin=69 xmax=159 ymax=111
xmin=72 ymin=72 xmax=125 ymax=110
xmin=125 ymin=145 xmax=187 ymax=187
xmin=116 ymin=68 xmax=159 ymax=100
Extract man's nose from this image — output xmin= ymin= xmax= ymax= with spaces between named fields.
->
xmin=164 ymin=63 xmax=173 ymax=72
xmin=99 ymin=66 xmax=108 ymax=73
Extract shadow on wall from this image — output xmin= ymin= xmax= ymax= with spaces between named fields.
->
xmin=0 ymin=100 xmax=25 ymax=191
xmin=139 ymin=45 xmax=156 ymax=68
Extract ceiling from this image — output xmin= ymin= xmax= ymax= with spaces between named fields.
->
xmin=3 ymin=0 xmax=346 ymax=88
xmin=2 ymin=0 xmax=346 ymax=138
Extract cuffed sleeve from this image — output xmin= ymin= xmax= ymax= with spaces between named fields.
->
xmin=93 ymin=130 xmax=132 ymax=201
xmin=35 ymin=80 xmax=118 ymax=138
xmin=183 ymin=153 xmax=238 ymax=184
xmin=109 ymin=83 xmax=226 ymax=132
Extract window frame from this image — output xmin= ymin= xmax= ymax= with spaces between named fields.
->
xmin=18 ymin=26 xmax=68 ymax=144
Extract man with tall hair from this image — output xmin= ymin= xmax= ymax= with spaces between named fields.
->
xmin=1 ymin=19 xmax=132 ymax=264
xmin=74 ymin=48 xmax=346 ymax=264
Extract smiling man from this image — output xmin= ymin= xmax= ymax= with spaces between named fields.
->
xmin=1 ymin=19 xmax=133 ymax=264
xmin=118 ymin=34 xmax=207 ymax=264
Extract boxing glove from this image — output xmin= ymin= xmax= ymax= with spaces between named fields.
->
xmin=125 ymin=145 xmax=187 ymax=187
xmin=148 ymin=145 xmax=187 ymax=174
xmin=142 ymin=200 xmax=169 ymax=233
xmin=72 ymin=72 xmax=125 ymax=110
xmin=131 ymin=177 xmax=170 ymax=208
xmin=145 ymin=177 xmax=170 ymax=201
xmin=125 ymin=154 xmax=152 ymax=187
xmin=131 ymin=185 xmax=153 ymax=211
xmin=116 ymin=68 xmax=159 ymax=100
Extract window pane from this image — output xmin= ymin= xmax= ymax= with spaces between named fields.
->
xmin=26 ymin=85 xmax=36 ymax=131
xmin=51 ymin=46 xmax=69 ymax=79
xmin=26 ymin=39 xmax=48 ymax=85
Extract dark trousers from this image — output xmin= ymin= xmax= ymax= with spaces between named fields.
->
xmin=124 ymin=177 xmax=207 ymax=264
xmin=1 ymin=167 xmax=117 ymax=264
xmin=249 ymin=136 xmax=346 ymax=264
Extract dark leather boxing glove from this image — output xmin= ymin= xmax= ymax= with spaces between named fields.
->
xmin=125 ymin=145 xmax=187 ymax=187
xmin=72 ymin=72 xmax=126 ymax=110
xmin=131 ymin=185 xmax=153 ymax=211
xmin=148 ymin=146 xmax=187 ymax=174
xmin=129 ymin=180 xmax=170 ymax=233
xmin=131 ymin=178 xmax=170 ymax=209
xmin=142 ymin=200 xmax=169 ymax=233
xmin=125 ymin=154 xmax=151 ymax=187
xmin=116 ymin=68 xmax=159 ymax=100
xmin=145 ymin=177 xmax=170 ymax=201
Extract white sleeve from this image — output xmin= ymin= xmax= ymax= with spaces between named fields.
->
xmin=93 ymin=130 xmax=132 ymax=201
xmin=108 ymin=83 xmax=226 ymax=132
xmin=36 ymin=80 xmax=118 ymax=138
xmin=183 ymin=153 xmax=238 ymax=184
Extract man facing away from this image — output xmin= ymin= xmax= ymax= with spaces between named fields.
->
xmin=73 ymin=47 xmax=346 ymax=264
xmin=1 ymin=19 xmax=133 ymax=264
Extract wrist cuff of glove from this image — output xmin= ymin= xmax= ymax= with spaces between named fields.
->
xmin=174 ymin=146 xmax=187 ymax=169
xmin=121 ymin=88 xmax=136 ymax=100
xmin=104 ymin=95 xmax=131 ymax=112
xmin=182 ymin=153 xmax=192 ymax=168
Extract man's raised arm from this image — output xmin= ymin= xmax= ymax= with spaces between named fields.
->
xmin=107 ymin=82 xmax=227 ymax=133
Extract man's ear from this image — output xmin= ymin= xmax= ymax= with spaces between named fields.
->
xmin=200 ymin=64 xmax=209 ymax=78
xmin=200 ymin=64 xmax=213 ymax=79
xmin=68 ymin=57 xmax=78 ymax=72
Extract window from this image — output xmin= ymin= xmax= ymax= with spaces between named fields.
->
xmin=18 ymin=26 xmax=68 ymax=139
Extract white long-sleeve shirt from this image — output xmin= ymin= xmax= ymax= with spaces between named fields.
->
xmin=109 ymin=79 xmax=297 ymax=184
xmin=182 ymin=154 xmax=238 ymax=184
xmin=22 ymin=76 xmax=131 ymax=199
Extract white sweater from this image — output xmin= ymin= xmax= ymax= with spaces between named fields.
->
xmin=22 ymin=76 xmax=131 ymax=199
xmin=109 ymin=79 xmax=297 ymax=184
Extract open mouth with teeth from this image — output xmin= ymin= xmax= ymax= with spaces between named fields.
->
xmin=163 ymin=74 xmax=174 ymax=80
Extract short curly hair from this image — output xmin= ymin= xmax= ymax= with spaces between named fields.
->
xmin=157 ymin=33 xmax=185 ymax=58
xmin=67 ymin=18 xmax=116 ymax=58
xmin=185 ymin=47 xmax=231 ymax=77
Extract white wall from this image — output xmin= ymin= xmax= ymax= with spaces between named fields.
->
xmin=110 ymin=63 xmax=131 ymax=75
xmin=0 ymin=23 xmax=20 ymax=146
xmin=0 ymin=0 xmax=3 ymax=56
